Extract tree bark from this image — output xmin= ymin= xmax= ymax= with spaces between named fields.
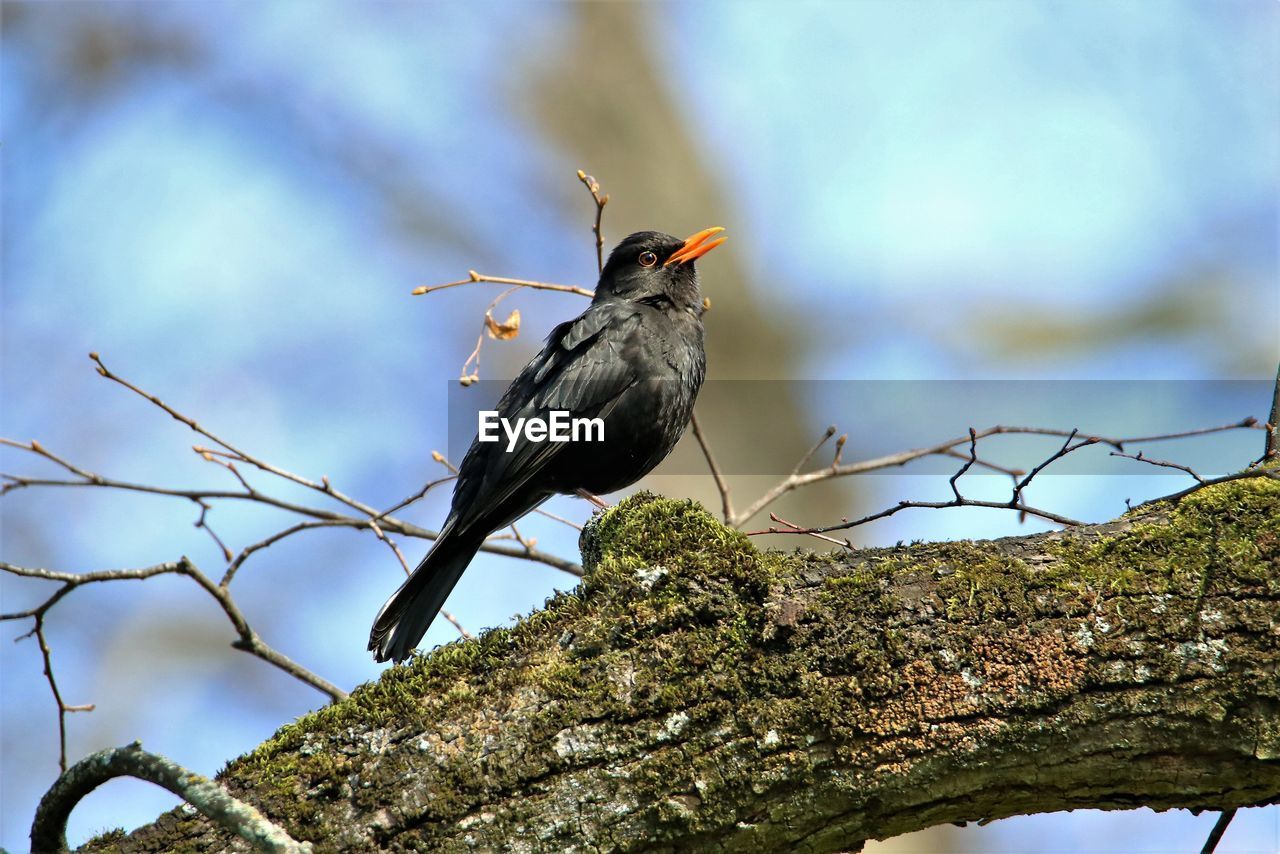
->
xmin=82 ymin=475 xmax=1279 ymax=852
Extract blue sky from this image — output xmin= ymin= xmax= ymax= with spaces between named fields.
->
xmin=2 ymin=1 xmax=1277 ymax=850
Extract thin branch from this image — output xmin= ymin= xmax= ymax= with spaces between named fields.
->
xmin=459 ymin=285 xmax=523 ymax=384
xmin=221 ymin=520 xmax=344 ymax=588
xmin=1094 ymin=417 xmax=1259 ymax=448
xmin=29 ymin=614 xmax=94 ymax=773
xmin=193 ymin=500 xmax=234 ymax=562
xmin=530 ymin=507 xmax=584 ymax=532
xmin=792 ymin=425 xmax=838 ymax=476
xmin=746 ymin=431 xmax=1092 ymax=540
xmin=1265 ymin=360 xmax=1280 ymax=461
xmin=0 ymin=451 xmax=581 ymax=578
xmin=949 ymin=428 xmax=979 ymax=501
xmin=938 ymin=446 xmax=1024 ymax=479
xmin=1133 ymin=468 xmax=1280 ymax=510
xmin=88 ymin=353 xmax=384 ymax=519
xmin=728 ymin=418 xmax=1259 ymax=528
xmin=690 ymin=411 xmax=734 ymax=523
xmin=1110 ymin=450 xmax=1206 ymax=484
xmin=1010 ymin=429 xmax=1095 ymax=507
xmin=1 ymin=560 xmax=191 ymax=592
xmin=179 ymin=559 xmax=348 ymax=700
xmin=367 ymin=519 xmax=412 ymax=575
xmin=576 ymin=169 xmax=609 ymax=274
xmin=438 ymin=610 xmax=474 ymax=641
xmin=411 ymin=272 xmax=594 ymax=299
xmin=3 ymin=558 xmax=348 ymax=702
xmin=747 ymin=496 xmax=1085 ymax=539
xmin=193 ymin=447 xmax=257 ymax=493
xmin=371 ymin=474 xmax=457 ymax=522
xmin=763 ymin=512 xmax=850 ymax=547
xmin=32 ymin=742 xmax=312 ymax=854
xmin=0 ymin=437 xmax=101 ymax=482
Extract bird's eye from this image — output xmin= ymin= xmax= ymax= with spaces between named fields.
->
xmin=638 ymin=250 xmax=658 ymax=267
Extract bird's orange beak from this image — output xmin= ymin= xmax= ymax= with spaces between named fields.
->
xmin=665 ymin=226 xmax=727 ymax=266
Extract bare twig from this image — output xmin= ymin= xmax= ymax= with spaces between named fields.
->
xmin=173 ymin=559 xmax=348 ymax=700
xmin=1096 ymin=417 xmax=1259 ymax=448
xmin=1010 ymin=429 xmax=1095 ymax=507
xmin=0 ymin=437 xmax=100 ymax=482
xmin=1133 ymin=468 xmax=1280 ymax=510
xmin=1 ymin=440 xmax=580 ymax=579
xmin=5 ymin=557 xmax=341 ymax=768
xmin=88 ymin=353 xmax=386 ymax=520
xmin=368 ymin=519 xmax=413 ymax=575
xmin=430 ymin=449 xmax=459 ymax=474
xmin=3 ymin=558 xmax=348 ymax=702
xmin=745 ymin=431 xmax=1094 ymax=540
xmin=437 ymin=609 xmax=474 ymax=641
xmin=221 ymin=520 xmax=346 ymax=587
xmin=729 ymin=419 xmax=1259 ymax=528
xmin=412 ymin=272 xmax=593 ymax=299
xmin=194 ymin=446 xmax=257 ymax=493
xmin=577 ymin=169 xmax=608 ymax=274
xmin=690 ymin=411 xmax=734 ymax=523
xmin=2 ymin=560 xmax=194 ymax=619
xmin=1110 ymin=450 xmax=1205 ymax=484
xmin=793 ymin=425 xmax=838 ymax=476
xmin=949 ymin=428 xmax=979 ymax=501
xmin=831 ymin=433 xmax=847 ymax=467
xmin=747 ymin=495 xmax=1085 ymax=539
xmin=1265 ymin=360 xmax=1280 ymax=462
xmin=761 ymin=450 xmax=1280 ymax=540
xmin=938 ymin=446 xmax=1024 ymax=479
xmin=530 ymin=507 xmax=584 ymax=532
xmin=372 ymin=474 xmax=457 ymax=522
xmin=28 ymin=615 xmax=94 ymax=773
xmin=193 ymin=500 xmax=234 ymax=562
xmin=762 ymin=512 xmax=850 ymax=547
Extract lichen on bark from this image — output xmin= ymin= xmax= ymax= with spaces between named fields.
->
xmin=82 ymin=475 xmax=1279 ymax=852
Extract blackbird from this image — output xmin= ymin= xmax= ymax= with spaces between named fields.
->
xmin=369 ymin=227 xmax=726 ymax=662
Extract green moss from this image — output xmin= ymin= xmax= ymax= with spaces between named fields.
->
xmin=1050 ymin=472 xmax=1279 ymax=598
xmin=580 ymin=491 xmax=765 ymax=579
xmin=83 ymin=829 xmax=126 ymax=852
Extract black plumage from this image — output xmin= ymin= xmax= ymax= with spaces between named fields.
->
xmin=369 ymin=227 xmax=725 ymax=663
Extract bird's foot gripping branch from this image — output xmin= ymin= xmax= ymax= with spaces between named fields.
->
xmin=83 ymin=477 xmax=1279 ymax=852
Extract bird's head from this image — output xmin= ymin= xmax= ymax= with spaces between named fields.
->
xmin=595 ymin=228 xmax=726 ymax=312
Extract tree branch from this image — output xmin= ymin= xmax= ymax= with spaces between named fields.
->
xmin=80 ymin=474 xmax=1280 ymax=852
xmin=33 ymin=742 xmax=311 ymax=853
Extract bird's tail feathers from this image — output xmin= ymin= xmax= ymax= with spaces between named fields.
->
xmin=368 ymin=524 xmax=484 ymax=663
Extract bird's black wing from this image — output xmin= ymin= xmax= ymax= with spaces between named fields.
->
xmin=449 ymin=300 xmax=642 ymax=531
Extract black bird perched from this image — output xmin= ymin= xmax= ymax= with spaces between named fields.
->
xmin=369 ymin=227 xmax=726 ymax=663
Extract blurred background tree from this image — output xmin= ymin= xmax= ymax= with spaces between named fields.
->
xmin=2 ymin=1 xmax=1276 ymax=850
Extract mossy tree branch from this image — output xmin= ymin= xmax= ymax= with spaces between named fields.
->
xmin=81 ymin=475 xmax=1279 ymax=852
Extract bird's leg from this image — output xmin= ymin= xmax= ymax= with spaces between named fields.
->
xmin=575 ymin=488 xmax=611 ymax=510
